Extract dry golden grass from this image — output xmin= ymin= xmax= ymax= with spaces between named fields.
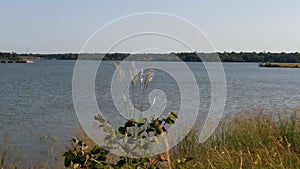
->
xmin=171 ymin=110 xmax=300 ymax=169
xmin=2 ymin=110 xmax=300 ymax=168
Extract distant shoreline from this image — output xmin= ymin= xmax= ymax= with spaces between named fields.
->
xmin=259 ymin=62 xmax=300 ymax=68
xmin=1 ymin=51 xmax=300 ymax=63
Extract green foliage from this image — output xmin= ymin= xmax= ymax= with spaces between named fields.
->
xmin=63 ymin=137 xmax=110 ymax=169
xmin=2 ymin=51 xmax=300 ymax=62
xmin=63 ymin=112 xmax=179 ymax=169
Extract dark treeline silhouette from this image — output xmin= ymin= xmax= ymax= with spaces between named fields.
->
xmin=1 ymin=51 xmax=300 ymax=63
xmin=0 ymin=52 xmax=20 ymax=60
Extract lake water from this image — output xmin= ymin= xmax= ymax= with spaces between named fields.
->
xmin=0 ymin=60 xmax=300 ymax=166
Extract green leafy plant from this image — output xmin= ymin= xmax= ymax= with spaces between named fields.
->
xmin=63 ymin=111 xmax=178 ymax=169
xmin=63 ymin=65 xmax=182 ymax=168
xmin=63 ymin=137 xmax=110 ymax=169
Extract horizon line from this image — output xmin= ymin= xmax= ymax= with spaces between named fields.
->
xmin=1 ymin=51 xmax=300 ymax=55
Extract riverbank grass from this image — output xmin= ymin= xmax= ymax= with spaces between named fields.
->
xmin=172 ymin=111 xmax=300 ymax=168
xmin=2 ymin=111 xmax=300 ymax=168
xmin=66 ymin=111 xmax=300 ymax=168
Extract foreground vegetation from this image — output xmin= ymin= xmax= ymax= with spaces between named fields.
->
xmin=65 ymin=111 xmax=300 ymax=169
xmin=172 ymin=111 xmax=300 ymax=168
xmin=2 ymin=110 xmax=300 ymax=169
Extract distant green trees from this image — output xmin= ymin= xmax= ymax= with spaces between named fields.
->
xmin=0 ymin=52 xmax=20 ymax=60
xmin=217 ymin=52 xmax=300 ymax=63
xmin=0 ymin=52 xmax=78 ymax=60
xmin=1 ymin=51 xmax=300 ymax=63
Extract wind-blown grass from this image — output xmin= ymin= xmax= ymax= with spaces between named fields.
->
xmin=171 ymin=110 xmax=300 ymax=168
xmin=0 ymin=134 xmax=19 ymax=169
xmin=2 ymin=110 xmax=300 ymax=168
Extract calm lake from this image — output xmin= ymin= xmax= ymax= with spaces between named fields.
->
xmin=0 ymin=60 xmax=300 ymax=165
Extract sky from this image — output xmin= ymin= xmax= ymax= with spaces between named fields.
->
xmin=1 ymin=0 xmax=300 ymax=53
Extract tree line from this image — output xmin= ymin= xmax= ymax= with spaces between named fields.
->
xmin=1 ymin=51 xmax=300 ymax=63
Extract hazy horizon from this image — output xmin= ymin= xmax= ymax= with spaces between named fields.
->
xmin=2 ymin=51 xmax=300 ymax=55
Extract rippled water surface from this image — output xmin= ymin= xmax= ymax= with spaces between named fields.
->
xmin=0 ymin=60 xmax=299 ymax=165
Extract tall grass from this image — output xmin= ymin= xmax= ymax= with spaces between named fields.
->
xmin=2 ymin=110 xmax=300 ymax=168
xmin=0 ymin=134 xmax=19 ymax=169
xmin=171 ymin=111 xmax=300 ymax=169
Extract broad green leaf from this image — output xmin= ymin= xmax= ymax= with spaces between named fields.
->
xmin=178 ymin=165 xmax=186 ymax=169
xmin=116 ymin=159 xmax=126 ymax=167
xmin=164 ymin=117 xmax=175 ymax=125
xmin=72 ymin=137 xmax=78 ymax=144
xmin=125 ymin=119 xmax=137 ymax=127
xmin=78 ymin=140 xmax=83 ymax=146
xmin=137 ymin=118 xmax=147 ymax=127
xmin=118 ymin=127 xmax=126 ymax=135
xmin=90 ymin=147 xmax=101 ymax=155
xmin=63 ymin=151 xmax=75 ymax=167
xmin=73 ymin=163 xmax=80 ymax=169
xmin=168 ymin=112 xmax=178 ymax=119
xmin=146 ymin=127 xmax=155 ymax=134
xmin=64 ymin=158 xmax=72 ymax=167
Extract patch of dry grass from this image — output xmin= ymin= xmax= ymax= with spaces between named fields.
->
xmin=171 ymin=110 xmax=300 ymax=168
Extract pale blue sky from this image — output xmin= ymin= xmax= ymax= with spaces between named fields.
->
xmin=1 ymin=0 xmax=300 ymax=53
